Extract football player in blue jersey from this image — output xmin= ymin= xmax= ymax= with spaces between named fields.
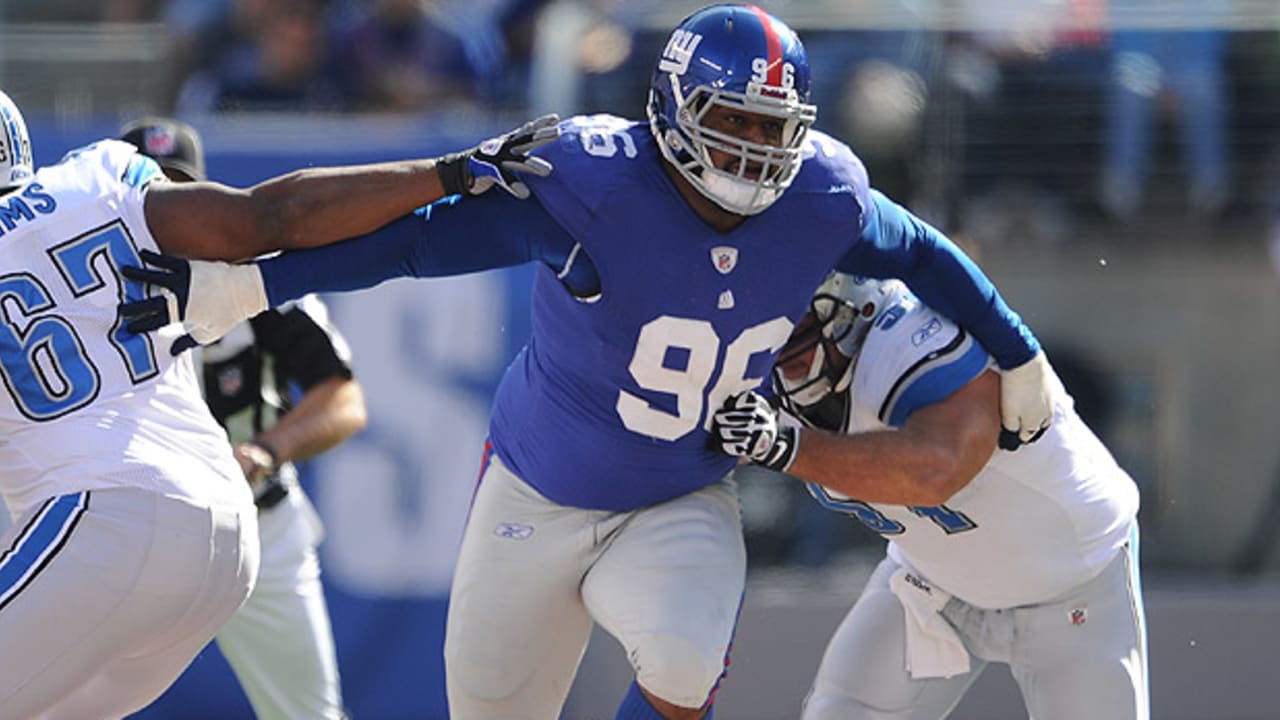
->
xmin=121 ymin=5 xmax=1059 ymax=719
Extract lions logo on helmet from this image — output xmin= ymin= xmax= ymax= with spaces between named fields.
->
xmin=0 ymin=90 xmax=33 ymax=190
xmin=646 ymin=4 xmax=817 ymax=216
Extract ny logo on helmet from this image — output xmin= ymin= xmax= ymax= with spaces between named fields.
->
xmin=658 ymin=29 xmax=702 ymax=75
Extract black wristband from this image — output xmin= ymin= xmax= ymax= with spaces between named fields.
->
xmin=436 ymin=152 xmax=471 ymax=196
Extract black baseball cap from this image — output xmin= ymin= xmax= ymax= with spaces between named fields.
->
xmin=119 ymin=117 xmax=206 ymax=182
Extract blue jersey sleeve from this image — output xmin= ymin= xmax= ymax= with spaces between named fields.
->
xmin=258 ymin=191 xmax=591 ymax=306
xmin=835 ymin=189 xmax=1040 ymax=369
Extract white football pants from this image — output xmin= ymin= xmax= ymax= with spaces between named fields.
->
xmin=0 ymin=487 xmax=258 ymax=720
xmin=216 ymin=485 xmax=345 ymax=720
xmin=804 ymin=532 xmax=1147 ymax=720
xmin=445 ymin=453 xmax=746 ymax=719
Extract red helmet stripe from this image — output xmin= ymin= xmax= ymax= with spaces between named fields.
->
xmin=747 ymin=5 xmax=784 ymax=86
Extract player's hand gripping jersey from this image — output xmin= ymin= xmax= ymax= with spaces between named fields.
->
xmin=799 ymin=283 xmax=1139 ymax=608
xmin=0 ymin=141 xmax=248 ymax=517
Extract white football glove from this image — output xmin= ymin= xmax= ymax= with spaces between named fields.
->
xmin=183 ymin=260 xmax=268 ymax=345
xmin=121 ymin=250 xmax=267 ymax=354
xmin=998 ymin=350 xmax=1054 ymax=449
xmin=710 ymin=391 xmax=800 ymax=472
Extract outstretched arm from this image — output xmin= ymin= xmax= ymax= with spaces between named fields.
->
xmin=120 ymin=187 xmax=581 ymax=352
xmin=256 ymin=189 xmax=582 ymax=307
xmin=838 ymin=190 xmax=1053 ymax=444
xmin=144 ymin=115 xmax=559 ymax=262
xmin=837 ymin=191 xmax=1039 ymax=369
xmin=145 ymin=163 xmax=447 ymax=262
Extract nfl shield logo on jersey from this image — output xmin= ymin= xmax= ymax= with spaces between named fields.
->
xmin=1069 ymin=607 xmax=1088 ymax=626
xmin=711 ymin=246 xmax=738 ymax=275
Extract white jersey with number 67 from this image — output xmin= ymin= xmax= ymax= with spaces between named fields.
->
xmin=0 ymin=140 xmax=250 ymax=519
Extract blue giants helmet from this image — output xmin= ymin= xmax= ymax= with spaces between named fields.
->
xmin=0 ymin=90 xmax=33 ymax=190
xmin=647 ymin=4 xmax=817 ymax=216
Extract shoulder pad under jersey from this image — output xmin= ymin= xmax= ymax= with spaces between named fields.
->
xmin=59 ymin=139 xmax=164 ymax=191
xmin=856 ymin=291 xmax=993 ymax=427
xmin=522 ymin=114 xmax=656 ymax=239
xmin=790 ymin=129 xmax=871 ymax=199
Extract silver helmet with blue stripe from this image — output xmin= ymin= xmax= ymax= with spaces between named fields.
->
xmin=0 ymin=90 xmax=33 ymax=191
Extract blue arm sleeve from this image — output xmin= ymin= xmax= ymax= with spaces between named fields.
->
xmin=258 ymin=191 xmax=580 ymax=307
xmin=836 ymin=190 xmax=1040 ymax=369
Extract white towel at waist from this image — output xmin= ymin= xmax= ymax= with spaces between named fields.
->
xmin=888 ymin=566 xmax=971 ymax=679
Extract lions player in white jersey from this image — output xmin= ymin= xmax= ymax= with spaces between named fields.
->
xmin=0 ymin=88 xmax=555 ymax=719
xmin=712 ymin=275 xmax=1147 ymax=720
xmin=122 ymin=117 xmax=364 ymax=720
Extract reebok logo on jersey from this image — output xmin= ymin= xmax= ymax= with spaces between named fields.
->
xmin=711 ymin=246 xmax=738 ymax=274
xmin=718 ymin=290 xmax=735 ymax=309
xmin=911 ymin=318 xmax=942 ymax=346
xmin=494 ymin=522 xmax=534 ymax=540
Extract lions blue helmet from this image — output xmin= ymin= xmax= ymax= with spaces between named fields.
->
xmin=647 ymin=4 xmax=817 ymax=216
xmin=0 ymin=90 xmax=33 ymax=190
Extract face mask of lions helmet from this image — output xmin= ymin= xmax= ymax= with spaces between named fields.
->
xmin=647 ymin=4 xmax=818 ymax=216
xmin=773 ymin=274 xmax=898 ymax=429
xmin=0 ymin=90 xmax=34 ymax=191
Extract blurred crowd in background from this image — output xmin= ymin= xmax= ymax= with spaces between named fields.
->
xmin=4 ymin=0 xmax=1278 ymax=236
xmin=3 ymin=0 xmax=1280 ymax=575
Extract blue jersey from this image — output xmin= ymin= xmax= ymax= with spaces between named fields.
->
xmin=256 ymin=114 xmax=1039 ymax=512
xmin=489 ymin=115 xmax=868 ymax=509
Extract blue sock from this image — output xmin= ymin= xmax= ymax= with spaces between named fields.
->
xmin=614 ymin=681 xmax=666 ymax=720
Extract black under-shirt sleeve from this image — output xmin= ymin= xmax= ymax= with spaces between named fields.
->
xmin=249 ymin=307 xmax=351 ymax=391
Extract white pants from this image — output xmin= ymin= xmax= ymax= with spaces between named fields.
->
xmin=217 ymin=486 xmax=345 ymax=720
xmin=445 ymin=454 xmax=746 ymax=719
xmin=804 ymin=533 xmax=1147 ymax=720
xmin=0 ymin=487 xmax=258 ymax=720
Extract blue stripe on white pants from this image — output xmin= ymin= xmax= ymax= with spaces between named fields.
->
xmin=0 ymin=492 xmax=87 ymax=611
xmin=0 ymin=488 xmax=257 ymax=720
